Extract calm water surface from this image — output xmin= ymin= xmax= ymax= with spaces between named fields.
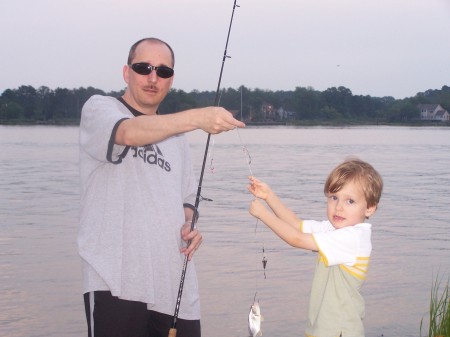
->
xmin=1 ymin=125 xmax=449 ymax=337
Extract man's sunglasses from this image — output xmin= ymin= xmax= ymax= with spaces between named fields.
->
xmin=131 ymin=63 xmax=174 ymax=79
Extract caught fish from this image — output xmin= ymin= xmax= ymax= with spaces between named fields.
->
xmin=248 ymin=301 xmax=263 ymax=337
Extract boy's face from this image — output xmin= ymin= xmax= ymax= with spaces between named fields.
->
xmin=326 ymin=180 xmax=377 ymax=229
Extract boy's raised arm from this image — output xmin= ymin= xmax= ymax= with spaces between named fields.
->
xmin=247 ymin=176 xmax=302 ymax=229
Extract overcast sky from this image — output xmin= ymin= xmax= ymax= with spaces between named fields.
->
xmin=1 ymin=0 xmax=449 ymax=99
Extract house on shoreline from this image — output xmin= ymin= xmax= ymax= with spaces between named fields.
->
xmin=418 ymin=104 xmax=450 ymax=122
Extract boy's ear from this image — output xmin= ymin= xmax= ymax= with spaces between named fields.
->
xmin=365 ymin=205 xmax=377 ymax=218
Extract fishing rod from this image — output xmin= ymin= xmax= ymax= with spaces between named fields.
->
xmin=169 ymin=1 xmax=240 ymax=336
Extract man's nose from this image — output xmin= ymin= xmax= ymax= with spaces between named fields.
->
xmin=147 ymin=70 xmax=158 ymax=82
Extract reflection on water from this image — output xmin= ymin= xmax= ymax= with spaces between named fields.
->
xmin=1 ymin=125 xmax=449 ymax=337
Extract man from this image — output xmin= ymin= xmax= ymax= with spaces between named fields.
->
xmin=78 ymin=37 xmax=245 ymax=337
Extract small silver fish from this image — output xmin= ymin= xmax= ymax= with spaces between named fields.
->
xmin=248 ymin=301 xmax=263 ymax=337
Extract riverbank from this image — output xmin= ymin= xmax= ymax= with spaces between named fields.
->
xmin=1 ymin=119 xmax=449 ymax=127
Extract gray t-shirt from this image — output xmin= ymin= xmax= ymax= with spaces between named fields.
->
xmin=78 ymin=95 xmax=200 ymax=319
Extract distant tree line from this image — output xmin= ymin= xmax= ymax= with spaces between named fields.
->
xmin=1 ymin=84 xmax=449 ymax=125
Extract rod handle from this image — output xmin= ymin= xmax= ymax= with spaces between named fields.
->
xmin=168 ymin=328 xmax=177 ymax=337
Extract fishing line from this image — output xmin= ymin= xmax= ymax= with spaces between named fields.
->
xmin=236 ymin=128 xmax=254 ymax=177
xmin=169 ymin=1 xmax=240 ymax=337
xmin=230 ymin=89 xmax=268 ymax=299
xmin=253 ymin=217 xmax=267 ymax=293
xmin=198 ymin=14 xmax=266 ymax=335
xmin=208 ymin=137 xmax=215 ymax=173
xmin=207 ymin=88 xmax=226 ymax=173
xmin=207 ymin=16 xmax=266 ymax=337
xmin=233 ymin=127 xmax=266 ymax=284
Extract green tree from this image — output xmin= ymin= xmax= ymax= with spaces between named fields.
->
xmin=322 ymin=86 xmax=353 ymax=118
xmin=387 ymin=100 xmax=418 ymax=122
xmin=15 ymin=85 xmax=38 ymax=119
xmin=320 ymin=105 xmax=341 ymax=119
xmin=160 ymin=89 xmax=197 ymax=114
xmin=3 ymin=102 xmax=25 ymax=120
xmin=35 ymin=86 xmax=51 ymax=121
xmin=291 ymin=86 xmax=321 ymax=120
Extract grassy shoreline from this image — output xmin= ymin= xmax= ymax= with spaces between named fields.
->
xmin=421 ymin=276 xmax=450 ymax=337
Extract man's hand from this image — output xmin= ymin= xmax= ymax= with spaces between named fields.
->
xmin=180 ymin=221 xmax=203 ymax=261
xmin=197 ymin=107 xmax=245 ymax=134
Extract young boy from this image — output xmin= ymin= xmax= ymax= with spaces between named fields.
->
xmin=247 ymin=158 xmax=383 ymax=337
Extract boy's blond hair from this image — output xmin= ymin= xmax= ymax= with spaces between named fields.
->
xmin=324 ymin=158 xmax=383 ymax=208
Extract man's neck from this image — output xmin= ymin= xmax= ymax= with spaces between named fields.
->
xmin=120 ymin=92 xmax=158 ymax=116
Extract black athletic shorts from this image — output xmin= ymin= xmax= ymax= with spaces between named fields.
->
xmin=83 ymin=291 xmax=201 ymax=337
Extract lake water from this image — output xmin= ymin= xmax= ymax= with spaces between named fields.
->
xmin=1 ymin=125 xmax=449 ymax=337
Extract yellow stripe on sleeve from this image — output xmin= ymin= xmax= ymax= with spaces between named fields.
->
xmin=340 ymin=256 xmax=370 ymax=280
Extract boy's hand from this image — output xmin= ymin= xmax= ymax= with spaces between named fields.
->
xmin=249 ymin=199 xmax=267 ymax=219
xmin=247 ymin=176 xmax=271 ymax=200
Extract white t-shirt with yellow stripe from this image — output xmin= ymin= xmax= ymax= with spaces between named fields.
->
xmin=301 ymin=220 xmax=371 ymax=337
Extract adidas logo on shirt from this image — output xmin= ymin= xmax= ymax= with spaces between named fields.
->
xmin=131 ymin=144 xmax=171 ymax=172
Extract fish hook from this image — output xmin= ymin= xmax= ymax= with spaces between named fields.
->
xmin=262 ymin=245 xmax=267 ymax=279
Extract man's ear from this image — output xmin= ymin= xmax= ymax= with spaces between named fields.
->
xmin=365 ymin=205 xmax=377 ymax=219
xmin=123 ymin=65 xmax=130 ymax=84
